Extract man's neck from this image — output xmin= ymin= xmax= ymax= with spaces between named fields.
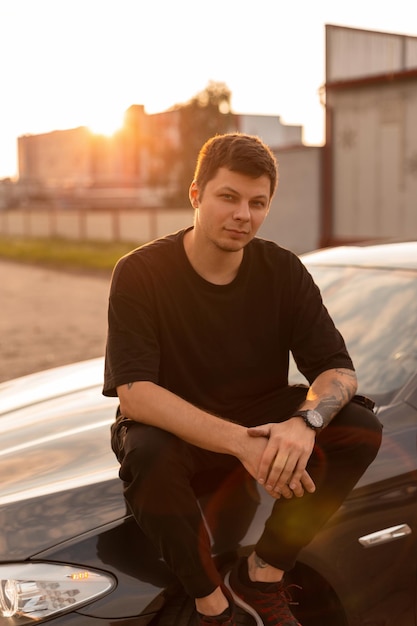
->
xmin=183 ymin=229 xmax=243 ymax=285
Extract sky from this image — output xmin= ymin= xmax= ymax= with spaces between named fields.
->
xmin=1 ymin=0 xmax=416 ymax=179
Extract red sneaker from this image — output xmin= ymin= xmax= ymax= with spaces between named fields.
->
xmin=225 ymin=558 xmax=302 ymax=626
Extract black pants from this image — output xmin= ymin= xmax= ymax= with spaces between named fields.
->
xmin=111 ymin=386 xmax=382 ymax=599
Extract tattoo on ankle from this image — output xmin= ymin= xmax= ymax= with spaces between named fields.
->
xmin=254 ymin=554 xmax=269 ymax=569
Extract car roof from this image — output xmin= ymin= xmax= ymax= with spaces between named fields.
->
xmin=301 ymin=241 xmax=417 ymax=270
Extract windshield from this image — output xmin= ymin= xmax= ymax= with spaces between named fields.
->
xmin=290 ymin=264 xmax=417 ymax=403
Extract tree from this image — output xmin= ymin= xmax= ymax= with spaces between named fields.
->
xmin=168 ymin=81 xmax=234 ymax=206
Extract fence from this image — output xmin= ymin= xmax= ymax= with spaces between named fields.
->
xmin=0 ymin=207 xmax=194 ymax=243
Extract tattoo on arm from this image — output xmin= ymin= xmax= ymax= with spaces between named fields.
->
xmin=316 ymin=395 xmax=342 ymax=427
xmin=314 ymin=370 xmax=357 ymax=427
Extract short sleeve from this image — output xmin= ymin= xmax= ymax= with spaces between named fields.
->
xmin=289 ymin=256 xmax=354 ymax=383
xmin=103 ymin=255 xmax=160 ymax=397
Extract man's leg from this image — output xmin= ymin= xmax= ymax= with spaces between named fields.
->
xmin=255 ymin=397 xmax=382 ymax=570
xmin=112 ymin=420 xmax=242 ymax=620
xmin=226 ymin=391 xmax=382 ymax=625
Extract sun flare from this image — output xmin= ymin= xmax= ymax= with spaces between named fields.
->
xmin=86 ymin=110 xmax=124 ymax=137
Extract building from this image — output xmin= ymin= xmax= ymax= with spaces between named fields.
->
xmin=16 ymin=106 xmax=303 ymax=209
xmin=322 ymin=24 xmax=417 ymax=246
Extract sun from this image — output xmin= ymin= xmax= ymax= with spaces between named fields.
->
xmin=86 ymin=110 xmax=124 ymax=137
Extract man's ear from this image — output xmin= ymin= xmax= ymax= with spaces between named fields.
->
xmin=189 ymin=181 xmax=199 ymax=208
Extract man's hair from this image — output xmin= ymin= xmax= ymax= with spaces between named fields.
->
xmin=193 ymin=133 xmax=278 ymax=198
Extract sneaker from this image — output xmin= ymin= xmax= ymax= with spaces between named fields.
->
xmin=196 ymin=604 xmax=257 ymax=626
xmin=225 ymin=558 xmax=301 ymax=626
xmin=197 ymin=611 xmax=236 ymax=626
xmin=195 ymin=586 xmax=237 ymax=625
xmin=192 ymin=586 xmax=256 ymax=626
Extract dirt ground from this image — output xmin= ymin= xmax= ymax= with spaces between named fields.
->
xmin=0 ymin=259 xmax=112 ymax=383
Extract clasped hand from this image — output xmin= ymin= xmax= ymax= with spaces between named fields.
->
xmin=241 ymin=418 xmax=316 ymax=500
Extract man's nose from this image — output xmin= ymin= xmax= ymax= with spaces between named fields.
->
xmin=233 ymin=201 xmax=251 ymax=220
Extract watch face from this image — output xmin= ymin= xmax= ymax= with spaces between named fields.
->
xmin=307 ymin=410 xmax=324 ymax=428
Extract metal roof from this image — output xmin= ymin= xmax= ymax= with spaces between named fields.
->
xmin=326 ymin=25 xmax=417 ymax=84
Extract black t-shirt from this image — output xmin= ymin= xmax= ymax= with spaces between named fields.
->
xmin=103 ymin=228 xmax=354 ymax=424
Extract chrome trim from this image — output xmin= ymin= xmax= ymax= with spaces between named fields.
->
xmin=359 ymin=524 xmax=412 ymax=548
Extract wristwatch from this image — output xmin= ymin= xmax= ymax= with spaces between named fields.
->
xmin=293 ymin=409 xmax=324 ymax=431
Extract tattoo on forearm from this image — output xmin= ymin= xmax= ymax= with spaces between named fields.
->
xmin=335 ymin=368 xmax=356 ymax=379
xmin=314 ymin=371 xmax=357 ymax=427
xmin=316 ymin=396 xmax=342 ymax=427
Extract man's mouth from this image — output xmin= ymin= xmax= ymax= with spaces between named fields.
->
xmin=225 ymin=228 xmax=249 ymax=235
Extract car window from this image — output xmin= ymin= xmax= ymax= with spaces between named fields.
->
xmin=290 ymin=264 xmax=417 ymax=402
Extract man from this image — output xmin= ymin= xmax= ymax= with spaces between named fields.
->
xmin=103 ymin=133 xmax=382 ymax=626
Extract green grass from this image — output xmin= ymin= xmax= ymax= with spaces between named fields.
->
xmin=0 ymin=236 xmax=140 ymax=273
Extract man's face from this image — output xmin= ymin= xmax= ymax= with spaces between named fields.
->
xmin=190 ymin=167 xmax=271 ymax=253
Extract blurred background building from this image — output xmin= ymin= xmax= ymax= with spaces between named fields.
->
xmin=15 ymin=106 xmax=302 ymax=209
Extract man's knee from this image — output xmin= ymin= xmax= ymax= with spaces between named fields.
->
xmin=120 ymin=424 xmax=189 ymax=484
xmin=330 ymin=400 xmax=383 ymax=464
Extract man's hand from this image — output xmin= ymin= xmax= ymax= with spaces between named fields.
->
xmin=117 ymin=381 xmax=321 ymax=501
xmin=247 ymin=418 xmax=316 ymax=499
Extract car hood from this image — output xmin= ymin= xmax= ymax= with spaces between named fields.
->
xmin=0 ymin=360 xmax=125 ymax=559
xmin=0 ymin=357 xmax=107 ymax=415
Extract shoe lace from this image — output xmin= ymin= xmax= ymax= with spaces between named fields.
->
xmin=253 ymin=583 xmax=302 ymax=620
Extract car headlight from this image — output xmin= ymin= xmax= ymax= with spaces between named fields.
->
xmin=0 ymin=563 xmax=114 ymax=623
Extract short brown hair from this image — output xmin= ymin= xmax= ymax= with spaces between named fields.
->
xmin=193 ymin=133 xmax=278 ymax=198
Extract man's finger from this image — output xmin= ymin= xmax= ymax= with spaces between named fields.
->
xmin=287 ymin=468 xmax=315 ymax=497
xmin=301 ymin=470 xmax=316 ymax=493
xmin=265 ymin=450 xmax=297 ymax=495
xmin=287 ymin=479 xmax=304 ymax=498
